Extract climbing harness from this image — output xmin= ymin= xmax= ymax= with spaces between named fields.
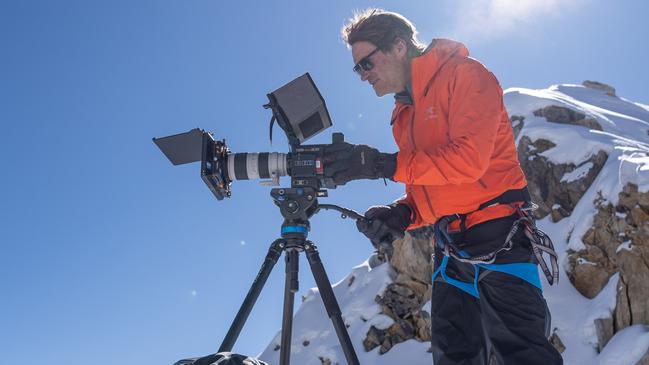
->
xmin=431 ymin=188 xmax=560 ymax=297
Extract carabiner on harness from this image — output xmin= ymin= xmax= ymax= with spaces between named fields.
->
xmin=514 ymin=206 xmax=560 ymax=285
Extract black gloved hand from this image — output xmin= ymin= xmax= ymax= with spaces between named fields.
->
xmin=356 ymin=203 xmax=412 ymax=249
xmin=322 ymin=142 xmax=397 ymax=186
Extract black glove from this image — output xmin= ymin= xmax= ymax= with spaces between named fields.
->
xmin=322 ymin=142 xmax=397 ymax=185
xmin=356 ymin=203 xmax=412 ymax=249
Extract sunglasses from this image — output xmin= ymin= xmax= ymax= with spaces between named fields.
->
xmin=353 ymin=48 xmax=380 ymax=74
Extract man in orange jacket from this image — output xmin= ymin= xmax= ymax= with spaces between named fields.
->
xmin=324 ymin=9 xmax=562 ymax=365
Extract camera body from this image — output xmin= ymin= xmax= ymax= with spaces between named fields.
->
xmin=286 ymin=131 xmax=345 ymax=190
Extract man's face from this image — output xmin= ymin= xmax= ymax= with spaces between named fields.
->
xmin=351 ymin=40 xmax=409 ymax=97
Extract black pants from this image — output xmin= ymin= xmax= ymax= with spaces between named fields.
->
xmin=430 ymin=215 xmax=563 ymax=365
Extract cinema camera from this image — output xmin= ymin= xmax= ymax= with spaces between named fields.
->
xmin=153 ymin=73 xmax=352 ymax=204
xmin=154 ymin=74 xmax=363 ymax=365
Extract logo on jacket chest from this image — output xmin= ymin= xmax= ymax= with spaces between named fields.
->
xmin=424 ymin=106 xmax=437 ymax=121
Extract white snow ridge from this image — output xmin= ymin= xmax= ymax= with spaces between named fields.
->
xmin=256 ymin=84 xmax=649 ymax=365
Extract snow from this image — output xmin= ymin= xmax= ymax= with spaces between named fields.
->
xmin=561 ymin=162 xmax=594 ymax=183
xmin=576 ymin=257 xmax=597 ymax=266
xmin=635 ymin=102 xmax=649 ymax=113
xmin=616 ymin=241 xmax=633 ymax=253
xmin=595 ymin=325 xmax=649 ymax=365
xmin=257 ymin=84 xmax=649 ymax=364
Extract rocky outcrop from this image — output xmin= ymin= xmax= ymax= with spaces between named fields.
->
xmin=517 ymin=135 xmax=608 ymax=220
xmin=363 ymin=234 xmax=432 ymax=354
xmin=518 ymin=105 xmax=609 ymax=222
xmin=583 ymin=80 xmax=617 ymax=97
xmin=568 ymin=184 xmax=649 ymax=334
xmin=520 ymin=102 xmax=649 ymax=353
xmin=363 ymin=280 xmax=431 ymax=354
xmin=533 ymin=105 xmax=603 ymax=131
xmin=389 ymin=233 xmax=433 ymax=284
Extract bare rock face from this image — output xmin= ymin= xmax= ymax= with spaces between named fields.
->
xmin=389 ymin=234 xmax=433 ymax=284
xmin=566 ymin=242 xmax=615 ymax=298
xmin=363 ymin=234 xmax=432 ymax=354
xmin=568 ymin=184 xmax=649 ymax=332
xmin=595 ymin=317 xmax=614 ymax=352
xmin=549 ymin=329 xmax=566 ymax=354
xmin=533 ymin=105 xmax=603 ymax=131
xmin=583 ymin=80 xmax=617 ymax=97
xmin=510 ymin=115 xmax=525 ymax=139
xmin=517 ymin=135 xmax=608 ymax=220
xmin=363 ymin=280 xmax=432 ymax=353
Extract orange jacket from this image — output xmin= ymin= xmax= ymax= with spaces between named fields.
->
xmin=392 ymin=39 xmax=527 ymax=230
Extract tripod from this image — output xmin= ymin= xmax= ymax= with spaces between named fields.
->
xmin=218 ymin=186 xmax=360 ymax=365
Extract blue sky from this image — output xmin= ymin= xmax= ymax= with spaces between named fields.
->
xmin=1 ymin=1 xmax=647 ymax=364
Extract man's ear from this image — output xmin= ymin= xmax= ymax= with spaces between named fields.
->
xmin=393 ymin=37 xmax=408 ymax=59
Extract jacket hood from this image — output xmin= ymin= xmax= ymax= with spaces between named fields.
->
xmin=411 ymin=39 xmax=470 ymax=99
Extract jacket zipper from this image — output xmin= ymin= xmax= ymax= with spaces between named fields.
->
xmin=409 ymin=107 xmax=417 ymax=149
xmin=408 ymin=107 xmax=437 ymax=218
xmin=421 ymin=186 xmax=436 ymax=218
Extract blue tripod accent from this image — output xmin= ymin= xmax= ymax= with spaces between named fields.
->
xmin=281 ymin=225 xmax=308 ymax=237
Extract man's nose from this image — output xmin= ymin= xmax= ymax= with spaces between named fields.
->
xmin=360 ymin=70 xmax=370 ymax=81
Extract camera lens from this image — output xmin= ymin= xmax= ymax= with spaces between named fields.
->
xmin=227 ymin=153 xmax=288 ymax=181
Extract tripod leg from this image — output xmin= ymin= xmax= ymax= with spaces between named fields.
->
xmin=304 ymin=242 xmax=360 ymax=365
xmin=219 ymin=239 xmax=284 ymax=352
xmin=280 ymin=248 xmax=299 ymax=365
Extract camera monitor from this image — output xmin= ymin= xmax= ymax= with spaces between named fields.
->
xmin=269 ymin=73 xmax=332 ymax=144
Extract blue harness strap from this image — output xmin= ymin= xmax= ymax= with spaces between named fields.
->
xmin=432 ymin=258 xmax=542 ymax=298
xmin=433 ymin=256 xmax=480 ymax=298
xmin=478 ymin=262 xmax=542 ymax=290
